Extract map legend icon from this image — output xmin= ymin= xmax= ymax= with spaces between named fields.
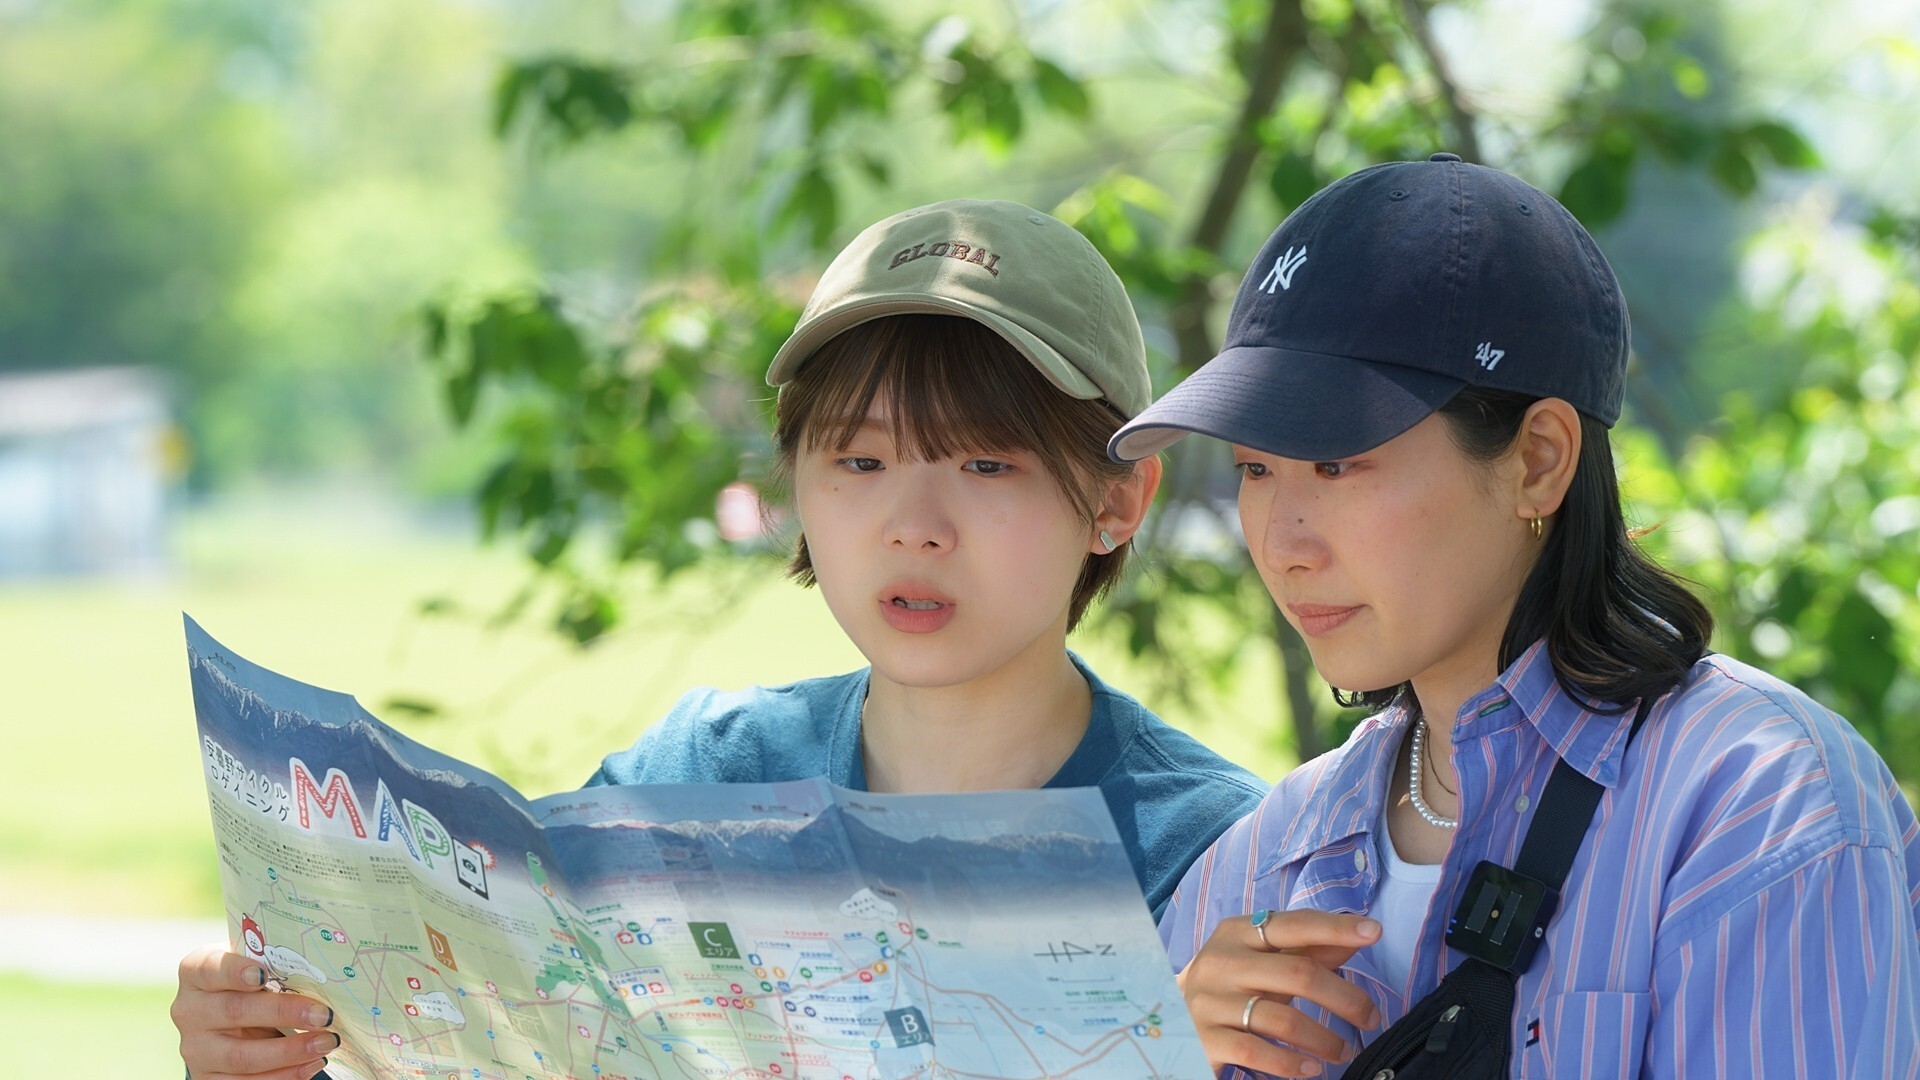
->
xmin=690 ymin=922 xmax=740 ymax=960
xmin=425 ymin=922 xmax=458 ymax=971
xmin=885 ymin=1007 xmax=933 ymax=1048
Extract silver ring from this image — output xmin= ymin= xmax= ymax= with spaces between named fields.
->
xmin=1241 ymin=994 xmax=1261 ymax=1032
xmin=1250 ymin=908 xmax=1274 ymax=951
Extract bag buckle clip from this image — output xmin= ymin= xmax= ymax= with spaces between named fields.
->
xmin=1445 ymin=861 xmax=1558 ymax=972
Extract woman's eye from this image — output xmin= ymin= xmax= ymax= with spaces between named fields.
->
xmin=1314 ymin=461 xmax=1352 ymax=479
xmin=1233 ymin=461 xmax=1269 ymax=480
xmin=837 ymin=457 xmax=883 ymax=473
xmin=964 ymin=459 xmax=1013 ymax=476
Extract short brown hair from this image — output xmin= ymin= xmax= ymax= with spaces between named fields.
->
xmin=773 ymin=314 xmax=1139 ymax=630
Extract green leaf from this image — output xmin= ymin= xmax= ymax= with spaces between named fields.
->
xmin=775 ymin=166 xmax=838 ymax=247
xmin=1557 ymin=148 xmax=1634 ymax=228
xmin=980 ymin=77 xmax=1023 ymax=150
xmin=446 ymin=363 xmax=480 ymax=427
xmin=382 ymin=696 xmax=444 ymax=720
xmin=517 ymin=465 xmax=557 ymax=523
xmin=1630 ymin=111 xmax=1710 ymax=165
xmin=1709 ymin=138 xmax=1758 ymax=196
xmin=1267 ymin=149 xmax=1319 ymax=212
xmin=1743 ymin=121 xmax=1819 ymax=168
xmin=561 ymin=64 xmax=634 ymax=138
xmin=492 ymin=64 xmax=529 ymax=137
xmin=502 ymin=59 xmax=633 ymax=146
xmin=475 ymin=459 xmax=518 ymax=539
xmin=675 ymin=84 xmax=737 ymax=148
xmin=529 ymin=522 xmax=572 ymax=567
xmin=421 ymin=304 xmax=449 ymax=362
xmin=1829 ymin=589 xmax=1899 ymax=709
xmin=1771 ymin=565 xmax=1817 ymax=625
xmin=850 ymin=68 xmax=890 ymax=114
xmin=941 ymin=45 xmax=1023 ymax=152
xmin=1032 ymin=58 xmax=1090 ymax=120
xmin=1671 ymin=57 xmax=1710 ymax=100
xmin=524 ymin=299 xmax=590 ymax=393
xmin=1865 ymin=208 xmax=1905 ymax=242
xmin=1640 ymin=12 xmax=1684 ymax=44
xmin=556 ymin=586 xmax=619 ymax=645
xmin=807 ymin=62 xmax=844 ymax=138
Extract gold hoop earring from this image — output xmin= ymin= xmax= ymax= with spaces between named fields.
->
xmin=1531 ymin=514 xmax=1544 ymax=541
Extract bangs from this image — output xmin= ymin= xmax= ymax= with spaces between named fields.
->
xmin=771 ymin=312 xmax=1144 ymax=630
xmin=799 ymin=315 xmax=1106 ymax=466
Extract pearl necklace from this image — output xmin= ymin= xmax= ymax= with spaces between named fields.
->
xmin=1409 ymin=720 xmax=1458 ymax=830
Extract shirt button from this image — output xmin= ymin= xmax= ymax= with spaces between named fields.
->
xmin=1515 ymin=794 xmax=1531 ymax=813
xmin=1354 ymin=849 xmax=1369 ymax=873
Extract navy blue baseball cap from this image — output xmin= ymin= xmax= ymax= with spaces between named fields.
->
xmin=1110 ymin=153 xmax=1629 ymax=462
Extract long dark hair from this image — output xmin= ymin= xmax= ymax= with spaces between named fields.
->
xmin=1337 ymin=388 xmax=1713 ymax=713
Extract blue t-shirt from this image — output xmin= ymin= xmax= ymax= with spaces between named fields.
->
xmin=587 ymin=655 xmax=1268 ymax=919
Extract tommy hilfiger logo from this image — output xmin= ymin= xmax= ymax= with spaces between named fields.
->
xmin=1259 ymin=245 xmax=1308 ymax=293
xmin=889 ymin=240 xmax=1002 ymax=277
xmin=1476 ymin=341 xmax=1506 ymax=370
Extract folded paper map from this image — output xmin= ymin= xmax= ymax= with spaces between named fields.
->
xmin=186 ymin=616 xmax=1211 ymax=1079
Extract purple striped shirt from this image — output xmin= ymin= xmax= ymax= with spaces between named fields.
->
xmin=1161 ymin=643 xmax=1920 ymax=1078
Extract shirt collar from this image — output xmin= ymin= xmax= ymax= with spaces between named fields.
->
xmin=1254 ymin=709 xmax=1406 ymax=876
xmin=1251 ymin=640 xmax=1639 ymax=876
xmin=848 ymin=652 xmax=1131 ymax=792
xmin=1473 ymin=638 xmax=1639 ymax=788
xmin=1045 ymin=652 xmax=1133 ymax=788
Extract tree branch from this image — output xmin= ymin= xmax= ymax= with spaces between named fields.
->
xmin=1397 ymin=0 xmax=1482 ymax=162
xmin=1274 ymin=605 xmax=1325 ymax=760
xmin=1169 ymin=0 xmax=1310 ymax=376
xmin=1157 ymin=1 xmax=1319 ymax=761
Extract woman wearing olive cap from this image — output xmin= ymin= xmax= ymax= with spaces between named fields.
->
xmin=1112 ymin=155 xmax=1920 ymax=1078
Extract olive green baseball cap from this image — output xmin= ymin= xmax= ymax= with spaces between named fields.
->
xmin=766 ymin=198 xmax=1151 ymax=417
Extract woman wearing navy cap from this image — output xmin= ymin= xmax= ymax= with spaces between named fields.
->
xmin=1111 ymin=154 xmax=1920 ymax=1078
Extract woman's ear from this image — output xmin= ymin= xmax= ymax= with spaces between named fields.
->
xmin=1093 ymin=455 xmax=1162 ymax=552
xmin=1517 ymin=398 xmax=1582 ymax=521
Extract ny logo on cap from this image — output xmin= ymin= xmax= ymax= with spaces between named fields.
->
xmin=1259 ymin=245 xmax=1308 ymax=294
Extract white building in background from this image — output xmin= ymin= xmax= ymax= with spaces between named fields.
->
xmin=0 ymin=366 xmax=175 ymax=578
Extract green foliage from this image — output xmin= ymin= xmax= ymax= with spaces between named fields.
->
xmin=0 ymin=7 xmax=277 ymax=408
xmin=0 ymin=0 xmax=547 ymax=487
xmin=1624 ymin=224 xmax=1920 ymax=782
xmin=1547 ymin=8 xmax=1819 ymax=228
xmin=428 ymin=0 xmax=1895 ymax=775
xmin=422 ymin=280 xmax=800 ymax=642
xmin=495 ymin=59 xmax=634 ymax=145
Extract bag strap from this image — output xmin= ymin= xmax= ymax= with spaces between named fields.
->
xmin=1511 ymin=696 xmax=1654 ymax=889
xmin=1444 ymin=695 xmax=1656 ymax=973
xmin=1339 ymin=696 xmax=1655 ymax=1079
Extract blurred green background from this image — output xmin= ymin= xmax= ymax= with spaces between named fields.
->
xmin=2 ymin=0 xmax=1917 ymax=1074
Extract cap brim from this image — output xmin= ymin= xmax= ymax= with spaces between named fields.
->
xmin=766 ymin=294 xmax=1105 ymax=406
xmin=1109 ymin=346 xmax=1465 ymax=461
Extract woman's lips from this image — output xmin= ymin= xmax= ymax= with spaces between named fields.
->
xmin=878 ymin=587 xmax=956 ymax=634
xmin=1287 ymin=602 xmax=1362 ymax=636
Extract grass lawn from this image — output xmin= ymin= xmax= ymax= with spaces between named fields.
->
xmin=0 ymin=974 xmax=181 ymax=1079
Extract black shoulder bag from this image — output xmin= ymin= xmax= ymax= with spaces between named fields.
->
xmin=1340 ymin=697 xmax=1652 ymax=1080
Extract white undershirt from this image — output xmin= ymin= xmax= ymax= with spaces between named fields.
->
xmin=1370 ymin=805 xmax=1445 ymax=993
